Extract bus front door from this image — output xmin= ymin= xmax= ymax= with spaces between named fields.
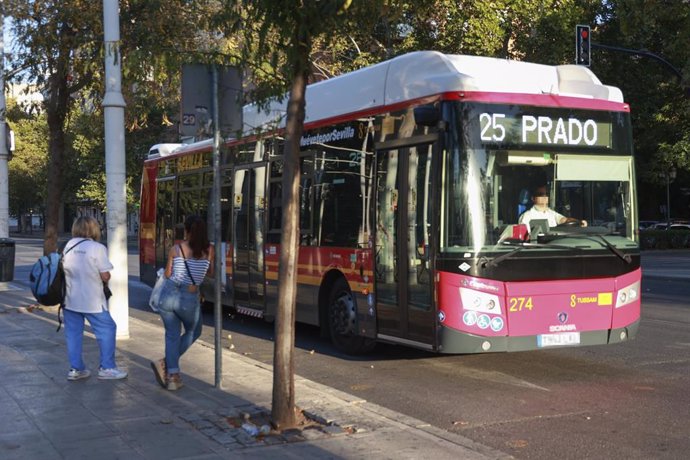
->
xmin=232 ymin=165 xmax=267 ymax=314
xmin=374 ymin=138 xmax=436 ymax=350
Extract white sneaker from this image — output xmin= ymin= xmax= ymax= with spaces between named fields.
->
xmin=67 ymin=368 xmax=91 ymax=381
xmin=97 ymin=367 xmax=128 ymax=380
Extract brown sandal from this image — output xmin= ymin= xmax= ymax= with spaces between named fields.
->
xmin=150 ymin=359 xmax=166 ymax=388
xmin=166 ymin=373 xmax=183 ymax=391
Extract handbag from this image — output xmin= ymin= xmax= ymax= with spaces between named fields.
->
xmin=148 ymin=268 xmax=166 ymax=312
xmin=103 ymin=282 xmax=112 ymax=300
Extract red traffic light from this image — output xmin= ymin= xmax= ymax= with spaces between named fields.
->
xmin=575 ymin=25 xmax=591 ymax=66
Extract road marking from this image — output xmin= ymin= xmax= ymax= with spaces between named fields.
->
xmin=424 ymin=360 xmax=551 ymax=392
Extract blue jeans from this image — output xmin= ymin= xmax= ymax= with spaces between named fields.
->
xmin=64 ymin=308 xmax=117 ymax=370
xmin=157 ymin=278 xmax=202 ymax=374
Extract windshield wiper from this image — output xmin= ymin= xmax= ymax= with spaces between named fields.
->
xmin=540 ymin=233 xmax=632 ymax=264
xmin=481 ymin=241 xmax=579 ymax=269
xmin=594 ymin=234 xmax=632 ymax=263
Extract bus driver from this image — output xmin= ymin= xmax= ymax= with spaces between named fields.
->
xmin=519 ymin=185 xmax=587 ymax=232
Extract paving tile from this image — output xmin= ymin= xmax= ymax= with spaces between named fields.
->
xmin=0 ymin=431 xmax=61 ymax=460
xmin=58 ymin=435 xmax=146 ymax=460
xmin=41 ymin=422 xmax=118 ymax=449
xmin=109 ymin=417 xmax=220 ymax=458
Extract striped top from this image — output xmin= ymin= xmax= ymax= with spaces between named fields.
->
xmin=170 ymin=246 xmax=211 ymax=285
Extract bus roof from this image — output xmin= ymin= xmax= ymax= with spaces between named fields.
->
xmin=243 ymin=50 xmax=625 ymax=135
xmin=147 ymin=51 xmax=626 ymax=160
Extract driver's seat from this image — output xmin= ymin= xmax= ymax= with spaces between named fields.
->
xmin=517 ymin=188 xmax=531 ymax=220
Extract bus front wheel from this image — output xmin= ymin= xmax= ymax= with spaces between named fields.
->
xmin=327 ymin=278 xmax=375 ymax=354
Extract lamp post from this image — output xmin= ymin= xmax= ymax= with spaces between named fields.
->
xmin=666 ymin=167 xmax=677 ymax=227
xmin=103 ymin=0 xmax=129 ymax=338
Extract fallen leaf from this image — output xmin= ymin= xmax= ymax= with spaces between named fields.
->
xmin=506 ymin=439 xmax=529 ymax=448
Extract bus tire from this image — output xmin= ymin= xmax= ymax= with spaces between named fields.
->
xmin=200 ymin=299 xmax=214 ymax=312
xmin=327 ymin=277 xmax=375 ymax=354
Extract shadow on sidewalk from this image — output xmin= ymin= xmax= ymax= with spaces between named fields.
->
xmin=0 ymin=306 xmax=359 ymax=457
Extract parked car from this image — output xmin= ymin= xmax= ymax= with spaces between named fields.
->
xmin=653 ymin=222 xmax=670 ymax=230
xmin=669 ymin=224 xmax=690 ymax=231
xmin=639 ymin=220 xmax=659 ymax=230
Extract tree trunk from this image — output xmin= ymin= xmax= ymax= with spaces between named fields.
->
xmin=42 ymin=73 xmax=70 ymax=255
xmin=272 ymin=69 xmax=308 ymax=430
xmin=44 ymin=125 xmax=65 ymax=254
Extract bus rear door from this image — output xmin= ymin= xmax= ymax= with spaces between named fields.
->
xmin=232 ymin=164 xmax=268 ymax=314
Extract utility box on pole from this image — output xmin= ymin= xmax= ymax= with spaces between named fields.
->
xmin=576 ymin=24 xmax=591 ymax=66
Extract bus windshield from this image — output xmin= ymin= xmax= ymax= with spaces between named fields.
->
xmin=441 ymin=102 xmax=637 ymax=254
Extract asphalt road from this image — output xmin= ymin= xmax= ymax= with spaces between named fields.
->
xmin=9 ymin=238 xmax=690 ymax=459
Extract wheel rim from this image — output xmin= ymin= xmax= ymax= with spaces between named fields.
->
xmin=331 ymin=291 xmax=356 ymax=336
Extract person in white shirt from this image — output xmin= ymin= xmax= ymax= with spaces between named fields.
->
xmin=519 ymin=185 xmax=587 ymax=233
xmin=62 ymin=216 xmax=127 ymax=381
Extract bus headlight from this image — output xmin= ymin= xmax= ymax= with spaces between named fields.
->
xmin=615 ymin=280 xmax=640 ymax=309
xmin=460 ymin=288 xmax=502 ymax=314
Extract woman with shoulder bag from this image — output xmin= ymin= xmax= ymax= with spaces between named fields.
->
xmin=150 ymin=215 xmax=214 ymax=390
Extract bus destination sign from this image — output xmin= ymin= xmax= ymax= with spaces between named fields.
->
xmin=479 ymin=112 xmax=612 ymax=148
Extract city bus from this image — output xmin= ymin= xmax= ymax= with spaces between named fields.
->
xmin=139 ymin=51 xmax=640 ymax=354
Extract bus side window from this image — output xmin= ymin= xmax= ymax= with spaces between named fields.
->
xmin=267 ymin=181 xmax=282 ymax=244
xmin=299 ymin=155 xmax=314 ymax=245
xmin=315 ymin=150 xmax=363 ymax=247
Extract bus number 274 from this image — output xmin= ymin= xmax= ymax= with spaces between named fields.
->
xmin=509 ymin=297 xmax=533 ymax=312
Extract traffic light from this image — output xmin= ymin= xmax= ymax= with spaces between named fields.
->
xmin=576 ymin=25 xmax=591 ymax=66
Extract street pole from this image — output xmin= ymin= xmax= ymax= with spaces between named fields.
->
xmin=0 ymin=11 xmax=9 ymax=239
xmin=666 ymin=173 xmax=670 ymax=227
xmin=211 ymin=65 xmax=223 ymax=388
xmin=102 ymin=0 xmax=129 ymax=338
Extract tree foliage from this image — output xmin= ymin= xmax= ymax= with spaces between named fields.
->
xmin=593 ymin=0 xmax=690 ymax=218
xmin=4 ymin=0 xmax=225 ymax=250
xmin=6 ymin=99 xmax=48 ymax=226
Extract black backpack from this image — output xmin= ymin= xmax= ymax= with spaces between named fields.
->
xmin=29 ymin=239 xmax=87 ymax=330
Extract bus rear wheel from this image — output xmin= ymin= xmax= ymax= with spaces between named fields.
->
xmin=327 ymin=278 xmax=375 ymax=354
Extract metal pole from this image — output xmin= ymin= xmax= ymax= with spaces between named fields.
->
xmin=102 ymin=0 xmax=129 ymax=338
xmin=212 ymin=65 xmax=223 ymax=388
xmin=666 ymin=173 xmax=671 ymax=227
xmin=0 ymin=11 xmax=10 ymax=239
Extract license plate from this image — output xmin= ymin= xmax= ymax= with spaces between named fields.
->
xmin=537 ymin=332 xmax=581 ymax=347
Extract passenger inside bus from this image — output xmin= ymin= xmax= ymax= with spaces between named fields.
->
xmin=518 ymin=185 xmax=587 ymax=234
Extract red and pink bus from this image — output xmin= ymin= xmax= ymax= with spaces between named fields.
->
xmin=139 ymin=51 xmax=640 ymax=353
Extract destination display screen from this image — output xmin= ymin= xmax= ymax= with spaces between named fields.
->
xmin=478 ymin=112 xmax=613 ymax=149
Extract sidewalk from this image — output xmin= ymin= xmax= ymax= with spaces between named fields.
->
xmin=0 ymin=300 xmax=504 ymax=459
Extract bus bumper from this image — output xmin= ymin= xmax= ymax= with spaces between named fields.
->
xmin=438 ymin=319 xmax=640 ymax=353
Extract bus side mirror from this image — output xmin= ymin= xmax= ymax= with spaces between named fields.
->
xmin=413 ymin=104 xmax=441 ymax=127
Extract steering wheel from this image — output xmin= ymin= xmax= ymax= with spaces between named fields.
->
xmin=557 ymin=219 xmax=581 ymax=227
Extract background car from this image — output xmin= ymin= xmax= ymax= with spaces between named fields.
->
xmin=639 ymin=220 xmax=659 ymax=230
